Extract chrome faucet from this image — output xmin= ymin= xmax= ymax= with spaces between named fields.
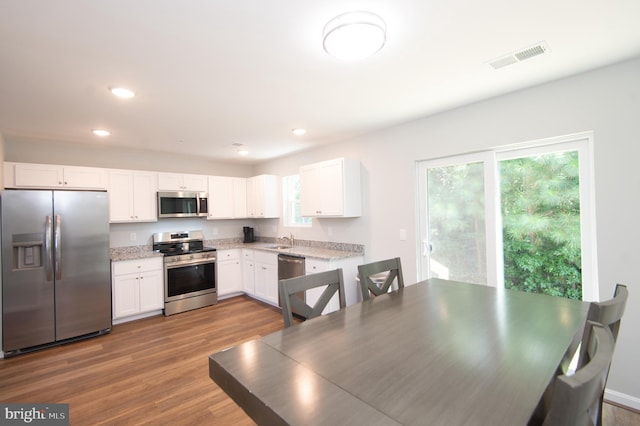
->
xmin=280 ymin=233 xmax=295 ymax=247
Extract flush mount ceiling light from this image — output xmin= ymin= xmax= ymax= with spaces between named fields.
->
xmin=323 ymin=11 xmax=386 ymax=61
xmin=109 ymin=87 xmax=135 ymax=98
xmin=92 ymin=129 xmax=110 ymax=137
xmin=292 ymin=128 xmax=306 ymax=136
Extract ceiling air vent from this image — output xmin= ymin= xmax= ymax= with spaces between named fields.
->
xmin=488 ymin=41 xmax=549 ymax=70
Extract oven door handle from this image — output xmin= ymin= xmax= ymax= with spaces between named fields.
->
xmin=165 ymin=258 xmax=216 ymax=268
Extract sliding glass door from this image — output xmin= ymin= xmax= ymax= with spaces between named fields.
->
xmin=417 ymin=133 xmax=598 ymax=301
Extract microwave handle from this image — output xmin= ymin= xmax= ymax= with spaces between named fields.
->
xmin=199 ymin=196 xmax=208 ymax=214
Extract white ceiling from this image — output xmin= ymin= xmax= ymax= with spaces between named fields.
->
xmin=1 ymin=0 xmax=640 ymax=164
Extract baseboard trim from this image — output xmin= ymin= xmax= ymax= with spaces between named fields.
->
xmin=605 ymin=389 xmax=640 ymax=412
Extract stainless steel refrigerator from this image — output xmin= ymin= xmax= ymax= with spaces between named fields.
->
xmin=1 ymin=190 xmax=111 ymax=355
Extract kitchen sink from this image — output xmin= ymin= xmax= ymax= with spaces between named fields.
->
xmin=265 ymin=245 xmax=292 ymax=250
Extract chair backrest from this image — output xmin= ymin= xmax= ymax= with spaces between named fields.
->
xmin=357 ymin=257 xmax=404 ymax=301
xmin=279 ymin=268 xmax=346 ymax=328
xmin=578 ymin=284 xmax=628 ymax=369
xmin=542 ymin=322 xmax=615 ymax=426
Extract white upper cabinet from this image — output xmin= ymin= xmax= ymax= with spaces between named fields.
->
xmin=208 ymin=176 xmax=247 ymax=219
xmin=6 ymin=162 xmax=107 ymax=190
xmin=246 ymin=174 xmax=279 ymax=218
xmin=300 ymin=158 xmax=361 ymax=217
xmin=108 ymin=169 xmax=158 ymax=222
xmin=157 ymin=172 xmax=208 ymax=192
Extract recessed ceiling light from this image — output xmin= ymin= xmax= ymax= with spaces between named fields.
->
xmin=92 ymin=129 xmax=111 ymax=137
xmin=109 ymin=87 xmax=135 ymax=98
xmin=292 ymin=128 xmax=307 ymax=136
xmin=238 ymin=148 xmax=249 ymax=156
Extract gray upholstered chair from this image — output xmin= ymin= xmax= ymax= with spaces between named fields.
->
xmin=279 ymin=268 xmax=346 ymax=328
xmin=536 ymin=322 xmax=615 ymax=426
xmin=357 ymin=257 xmax=404 ymax=301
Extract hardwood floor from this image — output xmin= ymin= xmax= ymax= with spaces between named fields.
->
xmin=1 ymin=295 xmax=638 ymax=425
xmin=0 ymin=296 xmax=282 ymax=425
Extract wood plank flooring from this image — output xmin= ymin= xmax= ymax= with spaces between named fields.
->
xmin=0 ymin=296 xmax=282 ymax=425
xmin=1 ymin=295 xmax=638 ymax=425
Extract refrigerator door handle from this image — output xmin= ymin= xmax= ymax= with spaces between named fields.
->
xmin=54 ymin=214 xmax=62 ymax=280
xmin=45 ymin=215 xmax=54 ymax=281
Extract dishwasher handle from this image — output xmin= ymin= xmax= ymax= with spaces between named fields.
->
xmin=278 ymin=254 xmax=305 ymax=264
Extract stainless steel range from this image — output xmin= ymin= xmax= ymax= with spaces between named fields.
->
xmin=153 ymin=230 xmax=217 ymax=315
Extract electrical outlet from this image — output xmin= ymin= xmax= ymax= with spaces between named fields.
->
xmin=130 ymin=232 xmax=137 ymax=241
xmin=399 ymin=229 xmax=407 ymax=241
xmin=213 ymin=227 xmax=219 ymax=236
xmin=327 ymin=227 xmax=333 ymax=237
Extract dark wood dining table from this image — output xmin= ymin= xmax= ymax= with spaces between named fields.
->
xmin=209 ymin=278 xmax=590 ymax=425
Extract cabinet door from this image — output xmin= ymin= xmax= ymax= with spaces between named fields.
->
xmin=113 ymin=274 xmax=140 ymax=319
xmin=254 ymin=261 xmax=269 ymax=301
xmin=299 ymin=165 xmax=320 ymax=216
xmin=247 ymin=175 xmax=279 ymax=218
xmin=208 ymin=176 xmax=234 ymax=219
xmin=316 ymin=160 xmax=344 ymax=216
xmin=109 ymin=170 xmax=157 ymax=222
xmin=233 ymin=177 xmax=248 ymax=218
xmin=264 ymin=263 xmax=279 ymax=305
xmin=157 ymin=173 xmax=184 ymax=191
xmin=14 ymin=163 xmax=64 ymax=188
xmin=246 ymin=176 xmax=261 ymax=218
xmin=182 ymin=174 xmax=208 ymax=192
xmin=138 ymin=269 xmax=164 ymax=312
xmin=108 ymin=170 xmax=135 ymax=222
xmin=132 ymin=172 xmax=157 ymax=221
xmin=242 ymin=259 xmax=255 ymax=295
xmin=63 ymin=166 xmax=107 ymax=189
xmin=218 ymin=258 xmax=243 ymax=295
xmin=300 ymin=160 xmax=343 ymax=216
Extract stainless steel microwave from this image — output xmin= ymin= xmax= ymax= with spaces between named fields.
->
xmin=157 ymin=191 xmax=208 ymax=218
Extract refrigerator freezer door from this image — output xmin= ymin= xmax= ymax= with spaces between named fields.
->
xmin=1 ymin=190 xmax=55 ymax=351
xmin=53 ymin=191 xmax=111 ymax=341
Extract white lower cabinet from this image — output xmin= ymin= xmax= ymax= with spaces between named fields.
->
xmin=253 ymin=251 xmax=278 ymax=306
xmin=217 ymin=249 xmax=243 ymax=298
xmin=112 ymin=257 xmax=164 ymax=323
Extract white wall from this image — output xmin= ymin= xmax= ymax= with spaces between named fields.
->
xmin=5 ymin=136 xmax=253 ymax=177
xmin=255 ymin=57 xmax=640 ymax=408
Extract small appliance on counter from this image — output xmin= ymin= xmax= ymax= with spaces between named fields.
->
xmin=243 ymin=226 xmax=255 ymax=243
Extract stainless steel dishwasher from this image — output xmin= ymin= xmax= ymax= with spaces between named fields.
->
xmin=278 ymin=253 xmax=305 ymax=315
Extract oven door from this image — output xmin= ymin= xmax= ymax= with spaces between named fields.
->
xmin=165 ymin=258 xmax=216 ymax=302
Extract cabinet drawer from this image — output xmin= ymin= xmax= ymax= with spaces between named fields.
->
xmin=218 ymin=249 xmax=241 ymax=260
xmin=113 ymin=257 xmax=163 ymax=275
xmin=242 ymin=249 xmax=254 ymax=260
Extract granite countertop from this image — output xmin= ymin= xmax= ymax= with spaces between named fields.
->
xmin=214 ymin=242 xmax=363 ymax=261
xmin=111 ymin=240 xmax=363 ymax=262
xmin=110 ymin=245 xmax=164 ymax=262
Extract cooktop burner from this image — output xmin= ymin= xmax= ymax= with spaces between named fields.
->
xmin=152 ymin=230 xmax=216 ymax=256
